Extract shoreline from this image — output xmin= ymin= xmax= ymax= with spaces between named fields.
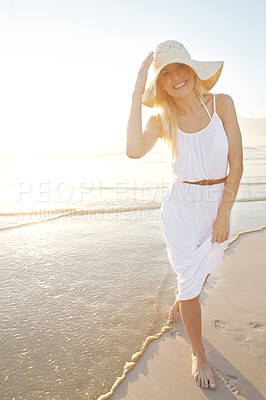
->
xmin=97 ymin=226 xmax=266 ymax=400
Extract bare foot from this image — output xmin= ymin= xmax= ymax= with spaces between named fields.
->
xmin=191 ymin=352 xmax=216 ymax=389
xmin=168 ymin=289 xmax=181 ymax=323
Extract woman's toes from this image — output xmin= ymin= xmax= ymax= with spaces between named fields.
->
xmin=209 ymin=372 xmax=216 ymax=389
xmin=210 ymin=381 xmax=216 ymax=389
xmin=193 ymin=374 xmax=199 ymax=385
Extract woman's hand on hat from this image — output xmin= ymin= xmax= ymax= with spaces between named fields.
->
xmin=133 ymin=52 xmax=154 ymax=96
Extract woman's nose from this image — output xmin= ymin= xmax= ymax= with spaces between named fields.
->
xmin=173 ymin=73 xmax=181 ymax=81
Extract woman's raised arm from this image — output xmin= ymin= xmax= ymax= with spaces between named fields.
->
xmin=126 ymin=52 xmax=162 ymax=159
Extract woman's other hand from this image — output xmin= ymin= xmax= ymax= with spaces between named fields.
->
xmin=211 ymin=215 xmax=230 ymax=243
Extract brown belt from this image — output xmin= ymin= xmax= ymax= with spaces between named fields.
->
xmin=182 ymin=176 xmax=227 ymax=186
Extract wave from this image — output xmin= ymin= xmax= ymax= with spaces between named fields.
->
xmin=0 ymin=208 xmax=77 ymax=217
xmin=237 ymin=197 xmax=266 ymax=201
xmin=1 ymin=197 xmax=266 ymax=231
xmin=0 ymin=205 xmax=162 ymax=231
xmin=241 ymin=181 xmax=266 ymax=185
xmin=243 ymin=145 xmax=266 ymax=149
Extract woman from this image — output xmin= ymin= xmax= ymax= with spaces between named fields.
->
xmin=126 ymin=40 xmax=243 ymax=390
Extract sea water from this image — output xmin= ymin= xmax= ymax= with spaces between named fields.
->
xmin=0 ymin=147 xmax=266 ymax=400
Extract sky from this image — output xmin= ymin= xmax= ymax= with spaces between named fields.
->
xmin=0 ymin=0 xmax=265 ymax=157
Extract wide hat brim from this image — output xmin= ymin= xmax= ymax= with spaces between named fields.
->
xmin=142 ymin=57 xmax=223 ymax=108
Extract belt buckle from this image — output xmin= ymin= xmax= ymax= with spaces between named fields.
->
xmin=199 ymin=180 xmax=203 ymax=185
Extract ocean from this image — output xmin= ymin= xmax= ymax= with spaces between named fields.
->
xmin=0 ymin=146 xmax=266 ymax=400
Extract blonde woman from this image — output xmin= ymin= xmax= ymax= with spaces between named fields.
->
xmin=126 ymin=40 xmax=243 ymax=390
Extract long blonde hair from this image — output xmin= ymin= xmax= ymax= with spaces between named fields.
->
xmin=154 ymin=71 xmax=209 ymax=163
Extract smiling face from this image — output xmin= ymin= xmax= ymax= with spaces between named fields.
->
xmin=158 ymin=63 xmax=195 ymax=98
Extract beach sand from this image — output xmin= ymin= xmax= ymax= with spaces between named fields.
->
xmin=105 ymin=228 xmax=266 ymax=400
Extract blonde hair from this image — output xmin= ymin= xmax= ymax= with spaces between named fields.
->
xmin=154 ymin=69 xmax=209 ymax=163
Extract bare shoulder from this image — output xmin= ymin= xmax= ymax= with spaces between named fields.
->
xmin=144 ymin=114 xmax=164 ymax=139
xmin=215 ymin=93 xmax=236 ymax=123
xmin=216 ymin=93 xmax=234 ymax=104
xmin=215 ymin=93 xmax=243 ymax=167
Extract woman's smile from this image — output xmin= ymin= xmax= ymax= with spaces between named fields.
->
xmin=173 ymin=81 xmax=187 ymax=89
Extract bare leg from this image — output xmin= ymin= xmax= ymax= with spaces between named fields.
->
xmin=168 ymin=274 xmax=209 ymax=324
xmin=179 ymin=275 xmax=216 ymax=390
xmin=168 ymin=288 xmax=181 ymax=322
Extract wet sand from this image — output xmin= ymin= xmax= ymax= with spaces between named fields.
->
xmin=101 ymin=228 xmax=266 ymax=400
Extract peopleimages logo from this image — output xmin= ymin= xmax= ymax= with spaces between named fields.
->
xmin=15 ymin=179 xmax=166 ymax=203
xmin=15 ymin=178 xmax=237 ymax=204
xmin=15 ymin=179 xmax=97 ymax=203
xmin=16 ymin=179 xmax=74 ymax=202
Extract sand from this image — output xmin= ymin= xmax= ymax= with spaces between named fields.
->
xmin=103 ymin=228 xmax=266 ymax=400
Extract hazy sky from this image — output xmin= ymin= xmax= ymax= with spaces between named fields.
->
xmin=0 ymin=0 xmax=265 ymax=156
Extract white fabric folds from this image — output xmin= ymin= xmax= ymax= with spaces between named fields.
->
xmin=160 ymin=94 xmax=232 ymax=301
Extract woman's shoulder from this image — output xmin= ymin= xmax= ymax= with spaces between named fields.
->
xmin=213 ymin=93 xmax=236 ymax=123
xmin=215 ymin=93 xmax=234 ymax=112
xmin=202 ymin=92 xmax=234 ymax=108
xmin=215 ymin=93 xmax=237 ymax=125
xmin=215 ymin=93 xmax=234 ymax=106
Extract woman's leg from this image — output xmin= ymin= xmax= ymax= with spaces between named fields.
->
xmin=179 ymin=286 xmax=216 ymax=389
xmin=168 ymin=273 xmax=210 ymax=323
xmin=168 ymin=288 xmax=181 ymax=322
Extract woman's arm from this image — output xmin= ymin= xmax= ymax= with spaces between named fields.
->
xmin=211 ymin=94 xmax=244 ymax=243
xmin=126 ymin=52 xmax=162 ymax=159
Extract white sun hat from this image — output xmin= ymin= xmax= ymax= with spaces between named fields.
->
xmin=142 ymin=40 xmax=224 ymax=108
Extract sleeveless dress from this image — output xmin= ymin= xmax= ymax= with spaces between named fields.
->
xmin=160 ymin=93 xmax=232 ymax=301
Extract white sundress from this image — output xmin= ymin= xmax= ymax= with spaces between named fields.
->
xmin=160 ymin=93 xmax=232 ymax=301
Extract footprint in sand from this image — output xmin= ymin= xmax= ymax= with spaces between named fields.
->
xmin=213 ymin=320 xmax=227 ymax=330
xmin=213 ymin=320 xmax=248 ymax=347
xmin=223 ymin=372 xmax=238 ymax=381
xmin=215 ymin=369 xmax=240 ymax=394
xmin=249 ymin=321 xmax=264 ymax=330
xmin=213 ymin=320 xmax=256 ymax=354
